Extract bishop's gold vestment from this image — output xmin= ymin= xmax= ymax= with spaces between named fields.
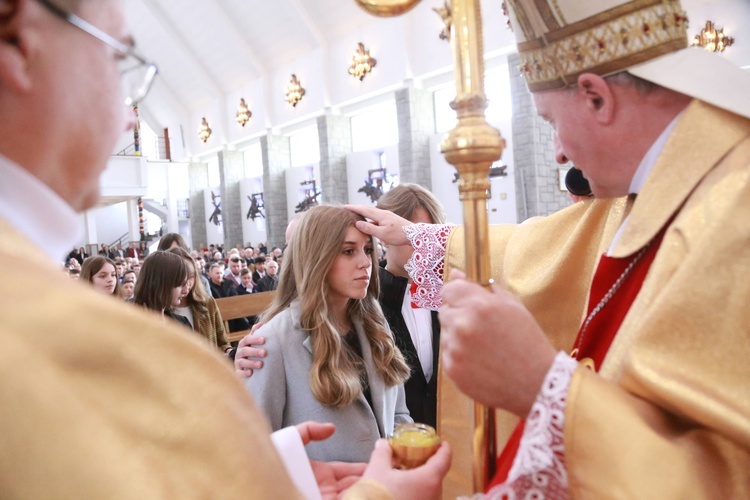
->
xmin=440 ymin=100 xmax=750 ymax=498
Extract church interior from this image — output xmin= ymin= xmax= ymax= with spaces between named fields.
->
xmin=86 ymin=0 xmax=749 ymax=255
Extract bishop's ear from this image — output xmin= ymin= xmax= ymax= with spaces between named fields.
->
xmin=0 ymin=0 xmax=32 ymax=93
xmin=577 ymin=73 xmax=615 ymax=125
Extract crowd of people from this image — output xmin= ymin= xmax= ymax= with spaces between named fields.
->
xmin=64 ymin=235 xmax=285 ymax=353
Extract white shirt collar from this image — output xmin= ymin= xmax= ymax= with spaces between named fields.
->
xmin=0 ymin=154 xmax=82 ymax=263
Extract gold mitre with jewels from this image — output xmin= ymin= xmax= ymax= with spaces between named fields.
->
xmin=505 ymin=0 xmax=750 ymax=119
xmin=506 ymin=0 xmax=687 ymax=91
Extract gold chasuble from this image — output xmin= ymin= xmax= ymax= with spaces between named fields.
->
xmin=439 ymin=100 xmax=750 ymax=498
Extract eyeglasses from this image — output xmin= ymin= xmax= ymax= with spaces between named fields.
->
xmin=36 ymin=0 xmax=158 ymax=106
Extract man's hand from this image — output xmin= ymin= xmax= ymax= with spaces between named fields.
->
xmin=234 ymin=322 xmax=266 ymax=377
xmin=346 ymin=205 xmax=412 ymax=247
xmin=439 ymin=269 xmax=557 ymax=418
xmin=296 ymin=422 xmax=366 ymax=500
xmin=358 ymin=439 xmax=452 ymax=499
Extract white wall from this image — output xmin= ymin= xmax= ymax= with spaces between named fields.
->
xmin=99 ymin=156 xmax=148 ymax=199
xmin=90 ymin=202 xmax=130 ymax=247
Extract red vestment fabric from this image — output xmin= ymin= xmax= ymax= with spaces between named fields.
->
xmin=487 ymin=228 xmax=666 ymax=491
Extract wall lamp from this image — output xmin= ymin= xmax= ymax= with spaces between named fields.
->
xmin=285 ymin=74 xmax=306 ymax=107
xmin=235 ymin=98 xmax=252 ymax=127
xmin=198 ymin=117 xmax=212 ymax=143
xmin=692 ymin=20 xmax=734 ymax=52
xmin=348 ymin=42 xmax=377 ymax=80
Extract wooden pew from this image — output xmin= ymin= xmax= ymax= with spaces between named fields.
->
xmin=216 ymin=291 xmax=276 ymax=342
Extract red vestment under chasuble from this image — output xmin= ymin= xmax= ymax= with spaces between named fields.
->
xmin=488 ymin=226 xmax=667 ymax=490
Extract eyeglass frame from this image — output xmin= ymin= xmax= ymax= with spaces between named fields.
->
xmin=35 ymin=0 xmax=158 ymax=106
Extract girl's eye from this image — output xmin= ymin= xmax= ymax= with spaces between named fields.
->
xmin=365 ymin=247 xmax=374 ymax=255
xmin=343 ymin=249 xmax=354 ymax=255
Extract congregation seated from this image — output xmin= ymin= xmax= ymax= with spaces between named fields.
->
xmin=67 ymin=246 xmax=87 ymax=265
xmin=226 ymin=267 xmax=258 ymax=333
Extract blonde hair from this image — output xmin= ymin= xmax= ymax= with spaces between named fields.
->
xmin=262 ymin=205 xmax=410 ymax=407
xmin=376 ymin=183 xmax=446 ymax=224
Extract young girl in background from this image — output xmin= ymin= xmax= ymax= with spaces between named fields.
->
xmin=81 ymin=255 xmax=119 ymax=297
xmin=245 ymin=205 xmax=411 ymax=462
xmin=167 ymin=247 xmax=232 ymax=356
xmin=134 ymin=251 xmax=191 ymax=328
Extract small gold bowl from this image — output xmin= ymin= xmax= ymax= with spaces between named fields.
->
xmin=388 ymin=423 xmax=441 ymax=469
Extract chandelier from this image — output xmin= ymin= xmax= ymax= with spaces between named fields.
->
xmin=285 ymin=74 xmax=306 ymax=107
xmin=235 ymin=98 xmax=252 ymax=127
xmin=348 ymin=43 xmax=377 ymax=80
xmin=198 ymin=117 xmax=212 ymax=143
xmin=692 ymin=20 xmax=734 ymax=53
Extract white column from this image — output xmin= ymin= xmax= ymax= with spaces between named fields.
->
xmin=126 ymin=198 xmax=140 ymax=244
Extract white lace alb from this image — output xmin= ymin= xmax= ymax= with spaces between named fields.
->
xmin=403 ymin=223 xmax=454 ymax=311
xmin=464 ymin=353 xmax=577 ymax=500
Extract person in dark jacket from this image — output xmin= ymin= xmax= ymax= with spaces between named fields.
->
xmin=375 ymin=184 xmax=446 ymax=427
xmin=255 ymin=260 xmax=279 ymax=292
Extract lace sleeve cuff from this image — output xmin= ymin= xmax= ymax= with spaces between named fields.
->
xmin=403 ymin=223 xmax=455 ymax=311
xmin=483 ymin=352 xmax=578 ymax=500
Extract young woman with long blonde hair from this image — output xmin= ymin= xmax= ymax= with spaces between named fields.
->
xmin=245 ymin=205 xmax=411 ymax=462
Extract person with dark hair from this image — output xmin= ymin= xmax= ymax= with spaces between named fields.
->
xmin=226 ymin=267 xmax=258 ymax=333
xmin=157 ymin=232 xmax=188 ymax=252
xmin=119 ymin=278 xmax=135 ymax=301
xmin=81 ymin=255 xmax=119 ymax=297
xmin=134 ymin=251 xmax=191 ymax=328
xmin=224 ymin=255 xmax=243 ymax=291
xmin=252 ymin=256 xmax=266 ymax=284
xmin=67 ymin=246 xmax=87 ymax=265
xmin=168 ymin=247 xmax=232 ymax=355
xmin=138 ymin=240 xmax=149 ymax=258
xmin=98 ymin=243 xmax=116 ymax=260
xmin=375 ymin=183 xmax=446 ymax=428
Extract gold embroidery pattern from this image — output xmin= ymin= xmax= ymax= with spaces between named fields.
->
xmin=518 ymin=2 xmax=688 ymax=91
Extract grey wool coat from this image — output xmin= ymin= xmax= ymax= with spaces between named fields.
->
xmin=244 ymin=301 xmax=411 ymax=462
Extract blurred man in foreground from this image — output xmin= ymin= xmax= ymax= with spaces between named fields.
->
xmin=0 ymin=0 xmax=450 ymax=497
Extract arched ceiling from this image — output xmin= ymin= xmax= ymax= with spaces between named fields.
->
xmin=123 ymin=0 xmax=750 ymax=160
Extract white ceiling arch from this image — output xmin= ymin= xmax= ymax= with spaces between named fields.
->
xmin=124 ymin=0 xmax=750 ymax=160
